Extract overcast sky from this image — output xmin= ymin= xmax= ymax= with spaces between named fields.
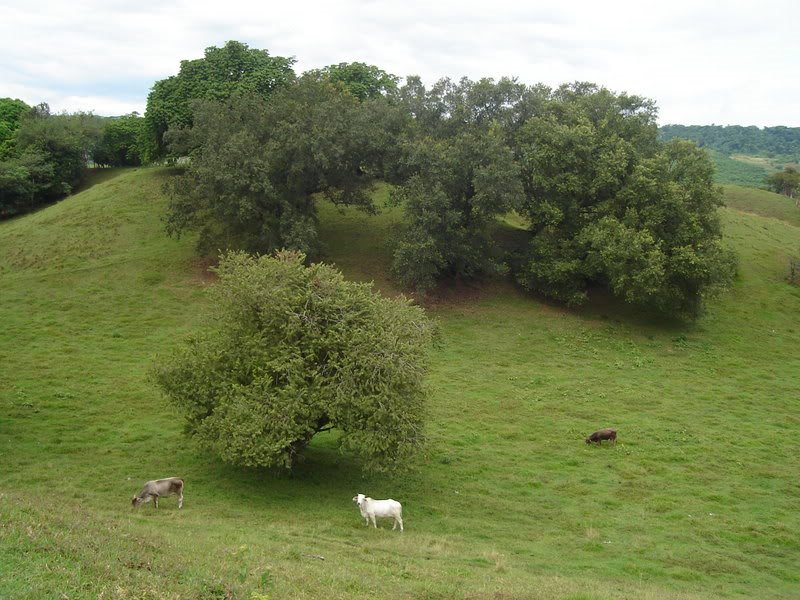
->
xmin=2 ymin=0 xmax=798 ymax=126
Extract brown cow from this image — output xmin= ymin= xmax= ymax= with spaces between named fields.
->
xmin=585 ymin=428 xmax=617 ymax=445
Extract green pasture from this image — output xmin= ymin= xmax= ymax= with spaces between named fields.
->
xmin=722 ymin=184 xmax=800 ymax=228
xmin=1 ymin=168 xmax=798 ymax=599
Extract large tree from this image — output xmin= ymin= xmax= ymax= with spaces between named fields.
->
xmin=391 ymin=126 xmax=522 ymax=293
xmin=514 ymin=84 xmax=736 ymax=318
xmin=92 ymin=113 xmax=144 ymax=167
xmin=164 ymin=76 xmax=402 ymax=256
xmin=0 ymin=104 xmax=105 ymax=217
xmin=152 ymin=251 xmax=435 ymax=473
xmin=390 ymin=77 xmax=524 ymax=293
xmin=143 ymin=41 xmax=296 ymax=160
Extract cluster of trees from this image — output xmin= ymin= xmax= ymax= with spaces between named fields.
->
xmin=0 ymin=98 xmax=144 ymax=218
xmin=767 ymin=167 xmax=800 ymax=199
xmin=150 ymin=41 xmax=739 ymax=473
xmin=159 ymin=43 xmax=735 ymax=320
xmin=659 ymin=124 xmax=800 ymax=159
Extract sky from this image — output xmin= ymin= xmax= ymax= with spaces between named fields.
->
xmin=2 ymin=0 xmax=799 ymax=127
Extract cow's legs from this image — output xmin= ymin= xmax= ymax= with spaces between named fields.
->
xmin=153 ymin=495 xmax=159 ymax=510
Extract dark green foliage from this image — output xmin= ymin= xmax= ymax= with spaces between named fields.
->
xmin=390 ymin=77 xmax=525 ymax=292
xmin=766 ymin=166 xmax=800 ymax=198
xmin=93 ymin=113 xmax=144 ymax=166
xmin=397 ymin=75 xmax=528 ymax=140
xmin=391 ymin=126 xmax=522 ymax=293
xmin=0 ymin=104 xmax=104 ymax=217
xmin=152 ymin=250 xmax=435 ymax=473
xmin=143 ymin=41 xmax=296 ymax=160
xmin=164 ymin=77 xmax=400 ymax=256
xmin=309 ymin=62 xmax=399 ymax=100
xmin=659 ymin=124 xmax=800 ymax=159
xmin=515 ymin=84 xmax=736 ymax=318
xmin=0 ymin=151 xmax=54 ymax=217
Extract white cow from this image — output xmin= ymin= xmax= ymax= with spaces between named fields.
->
xmin=352 ymin=493 xmax=403 ymax=532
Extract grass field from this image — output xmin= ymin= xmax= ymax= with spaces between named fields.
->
xmin=722 ymin=184 xmax=800 ymax=228
xmin=1 ymin=168 xmax=799 ymax=599
xmin=709 ymin=151 xmax=770 ymax=187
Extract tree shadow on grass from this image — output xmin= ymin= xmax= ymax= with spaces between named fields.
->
xmin=173 ymin=429 xmax=409 ymax=511
xmin=73 ymin=167 xmax=128 ymax=194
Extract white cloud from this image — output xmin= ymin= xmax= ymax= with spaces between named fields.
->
xmin=1 ymin=0 xmax=799 ymax=125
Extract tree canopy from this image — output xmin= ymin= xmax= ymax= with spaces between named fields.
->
xmin=163 ymin=75 xmax=403 ymax=256
xmin=766 ymin=167 xmax=800 ymax=198
xmin=309 ymin=62 xmax=399 ymax=100
xmin=143 ymin=41 xmax=741 ymax=319
xmin=513 ymin=84 xmax=735 ymax=318
xmin=143 ymin=41 xmax=296 ymax=160
xmin=391 ymin=125 xmax=522 ymax=293
xmin=152 ymin=250 xmax=435 ymax=473
xmin=93 ymin=112 xmax=144 ymax=167
xmin=0 ymin=98 xmax=30 ymax=158
xmin=0 ymin=104 xmax=106 ymax=217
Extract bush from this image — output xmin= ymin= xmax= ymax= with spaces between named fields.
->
xmin=152 ymin=251 xmax=436 ymax=473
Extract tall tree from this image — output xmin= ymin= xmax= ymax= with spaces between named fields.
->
xmin=143 ymin=41 xmax=295 ymax=160
xmin=390 ymin=77 xmax=524 ymax=293
xmin=391 ymin=126 xmax=522 ymax=293
xmin=309 ymin=62 xmax=399 ymax=100
xmin=0 ymin=104 xmax=105 ymax=217
xmin=93 ymin=112 xmax=144 ymax=167
xmin=164 ymin=76 xmax=400 ymax=256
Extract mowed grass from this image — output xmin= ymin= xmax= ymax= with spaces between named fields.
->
xmin=1 ymin=169 xmax=799 ymax=599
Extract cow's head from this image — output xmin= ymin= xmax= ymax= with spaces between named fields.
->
xmin=131 ymin=495 xmax=144 ymax=508
xmin=352 ymin=493 xmax=365 ymax=506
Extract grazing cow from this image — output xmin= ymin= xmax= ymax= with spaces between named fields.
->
xmin=352 ymin=493 xmax=403 ymax=532
xmin=585 ymin=428 xmax=617 ymax=445
xmin=131 ymin=477 xmax=184 ymax=509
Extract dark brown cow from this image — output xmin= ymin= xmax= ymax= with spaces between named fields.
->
xmin=585 ymin=428 xmax=617 ymax=445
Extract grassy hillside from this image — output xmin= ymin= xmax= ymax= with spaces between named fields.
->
xmin=1 ymin=169 xmax=799 ymax=599
xmin=722 ymin=184 xmax=800 ymax=228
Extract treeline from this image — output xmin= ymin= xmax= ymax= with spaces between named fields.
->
xmin=2 ymin=41 xmax=738 ymax=318
xmin=154 ymin=41 xmax=735 ymax=319
xmin=0 ymin=100 xmax=143 ymax=218
xmin=659 ymin=124 xmax=800 ymax=159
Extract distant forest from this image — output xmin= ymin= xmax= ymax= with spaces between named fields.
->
xmin=659 ymin=125 xmax=800 ymax=159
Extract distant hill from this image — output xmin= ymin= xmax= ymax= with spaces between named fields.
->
xmin=659 ymin=124 xmax=800 ymax=159
xmin=659 ymin=125 xmax=800 ymax=187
